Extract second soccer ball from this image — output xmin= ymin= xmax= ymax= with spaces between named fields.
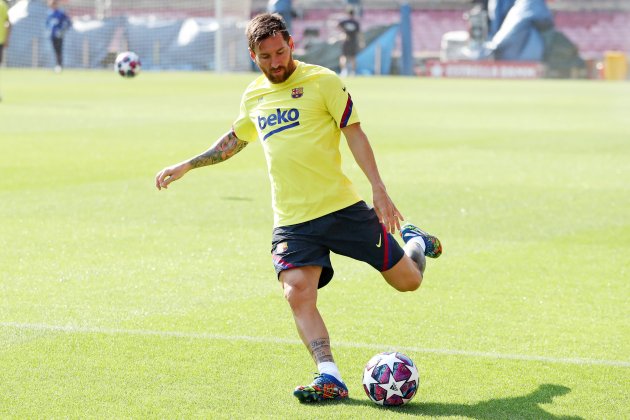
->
xmin=115 ymin=51 xmax=141 ymax=78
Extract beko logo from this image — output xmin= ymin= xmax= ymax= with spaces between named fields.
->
xmin=257 ymin=108 xmax=300 ymax=141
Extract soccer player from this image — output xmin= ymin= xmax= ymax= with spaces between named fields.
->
xmin=155 ymin=13 xmax=442 ymax=403
xmin=46 ymin=0 xmax=72 ymax=73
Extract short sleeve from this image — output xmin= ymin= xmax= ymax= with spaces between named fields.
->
xmin=322 ymin=74 xmax=360 ymax=129
xmin=232 ymin=95 xmax=258 ymax=142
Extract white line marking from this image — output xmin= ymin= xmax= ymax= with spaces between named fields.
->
xmin=1 ymin=322 xmax=629 ymax=368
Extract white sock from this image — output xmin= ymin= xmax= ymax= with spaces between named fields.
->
xmin=317 ymin=362 xmax=343 ymax=383
xmin=409 ymin=236 xmax=426 ymax=252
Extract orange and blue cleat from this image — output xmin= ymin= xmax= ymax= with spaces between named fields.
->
xmin=293 ymin=373 xmax=349 ymax=403
xmin=401 ymin=222 xmax=442 ymax=258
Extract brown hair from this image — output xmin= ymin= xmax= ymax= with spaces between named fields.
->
xmin=246 ymin=13 xmax=290 ymax=52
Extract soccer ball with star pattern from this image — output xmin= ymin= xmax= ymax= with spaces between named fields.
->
xmin=362 ymin=351 xmax=419 ymax=406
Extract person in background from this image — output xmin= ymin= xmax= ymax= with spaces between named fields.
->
xmin=0 ymin=0 xmax=10 ymax=102
xmin=338 ymin=8 xmax=361 ymax=76
xmin=46 ymin=0 xmax=72 ymax=73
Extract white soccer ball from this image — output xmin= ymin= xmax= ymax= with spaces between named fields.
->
xmin=115 ymin=51 xmax=141 ymax=78
xmin=362 ymin=351 xmax=419 ymax=406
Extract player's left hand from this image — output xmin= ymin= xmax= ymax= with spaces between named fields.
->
xmin=372 ymin=186 xmax=403 ymax=235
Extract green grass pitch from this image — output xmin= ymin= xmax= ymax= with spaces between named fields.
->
xmin=0 ymin=69 xmax=629 ymax=418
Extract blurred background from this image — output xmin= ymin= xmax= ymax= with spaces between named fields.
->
xmin=2 ymin=0 xmax=629 ymax=80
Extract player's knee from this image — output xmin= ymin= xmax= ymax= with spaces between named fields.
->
xmin=412 ymin=274 xmax=422 ymax=290
xmin=282 ymin=282 xmax=299 ymax=306
xmin=280 ymin=266 xmax=321 ymax=311
xmin=386 ymin=272 xmax=422 ymax=292
xmin=382 ymin=256 xmax=423 ymax=292
xmin=282 ymin=279 xmax=312 ymax=311
xmin=398 ymin=274 xmax=422 ymax=292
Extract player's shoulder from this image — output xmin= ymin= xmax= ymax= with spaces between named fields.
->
xmin=297 ymin=62 xmax=342 ymax=86
xmin=296 ymin=63 xmax=349 ymax=99
xmin=241 ymin=74 xmax=269 ymax=100
xmin=299 ymin=61 xmax=335 ymax=76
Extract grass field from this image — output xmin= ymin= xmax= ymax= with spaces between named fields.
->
xmin=0 ymin=69 xmax=629 ymax=419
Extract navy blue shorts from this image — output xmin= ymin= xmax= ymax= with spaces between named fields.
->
xmin=271 ymin=201 xmax=405 ymax=288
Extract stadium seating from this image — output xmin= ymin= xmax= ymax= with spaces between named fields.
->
xmin=44 ymin=0 xmax=630 ymax=63
xmin=292 ymin=7 xmax=630 ymax=59
xmin=58 ymin=0 xmax=630 ymax=59
xmin=554 ymin=11 xmax=630 ymax=58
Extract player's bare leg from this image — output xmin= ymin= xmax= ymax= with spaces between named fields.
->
xmin=281 ymin=266 xmax=328 ymax=356
xmin=281 ymin=266 xmax=349 ymax=402
xmin=381 ymin=253 xmax=422 ymax=292
xmin=382 ymin=222 xmax=442 ymax=291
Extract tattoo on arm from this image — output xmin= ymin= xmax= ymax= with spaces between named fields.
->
xmin=309 ymin=338 xmax=334 ymax=363
xmin=189 ymin=131 xmax=248 ymax=168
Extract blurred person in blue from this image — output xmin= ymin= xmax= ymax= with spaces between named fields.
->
xmin=46 ymin=0 xmax=72 ymax=73
xmin=338 ymin=8 xmax=361 ymax=76
xmin=267 ymin=0 xmax=293 ymax=31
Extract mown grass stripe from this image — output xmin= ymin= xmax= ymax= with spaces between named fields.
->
xmin=2 ymin=321 xmax=628 ymax=368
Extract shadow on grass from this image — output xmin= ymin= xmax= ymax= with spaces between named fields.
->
xmin=342 ymin=384 xmax=583 ymax=419
xmin=220 ymin=196 xmax=253 ymax=201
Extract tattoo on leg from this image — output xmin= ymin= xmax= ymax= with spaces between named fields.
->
xmin=309 ymin=338 xmax=334 ymax=363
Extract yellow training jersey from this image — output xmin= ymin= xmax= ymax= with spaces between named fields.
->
xmin=233 ymin=61 xmax=362 ymax=227
xmin=0 ymin=2 xmax=8 ymax=45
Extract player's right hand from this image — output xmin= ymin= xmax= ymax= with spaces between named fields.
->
xmin=155 ymin=162 xmax=191 ymax=190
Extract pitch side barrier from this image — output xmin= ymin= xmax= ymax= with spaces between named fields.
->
xmin=423 ymin=60 xmax=545 ymax=79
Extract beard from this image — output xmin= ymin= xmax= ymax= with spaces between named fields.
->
xmin=262 ymin=58 xmax=297 ymax=84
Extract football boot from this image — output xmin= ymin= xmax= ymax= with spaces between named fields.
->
xmin=293 ymin=373 xmax=349 ymax=403
xmin=400 ymin=222 xmax=442 ymax=258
